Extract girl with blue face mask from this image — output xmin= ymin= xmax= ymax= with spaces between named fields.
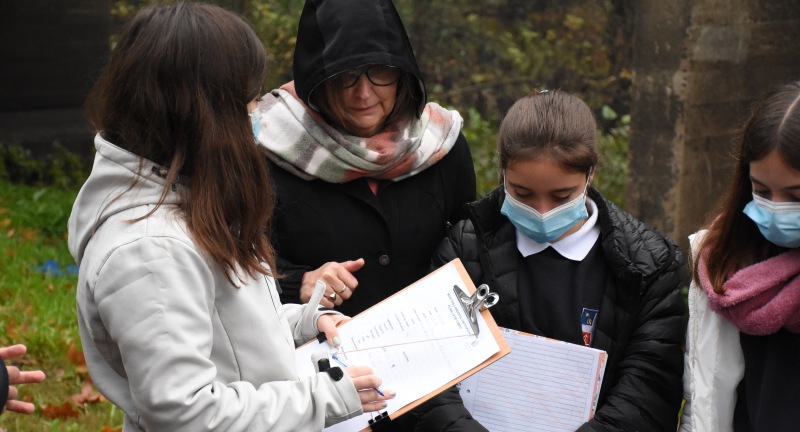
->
xmin=680 ymin=81 xmax=800 ymax=432
xmin=500 ymin=164 xmax=592 ymax=244
xmin=433 ymin=90 xmax=686 ymax=431
xmin=742 ymin=152 xmax=800 ymax=248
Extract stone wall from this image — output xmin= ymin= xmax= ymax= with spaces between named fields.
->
xmin=629 ymin=0 xmax=800 ymax=256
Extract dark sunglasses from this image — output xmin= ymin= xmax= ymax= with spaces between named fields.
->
xmin=329 ymin=65 xmax=401 ymax=89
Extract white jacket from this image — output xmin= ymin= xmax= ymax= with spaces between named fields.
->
xmin=678 ymin=231 xmax=744 ymax=432
xmin=68 ymin=135 xmax=362 ymax=431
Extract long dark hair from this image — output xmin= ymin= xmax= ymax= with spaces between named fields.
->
xmin=498 ymin=90 xmax=599 ymax=175
xmin=85 ymin=2 xmax=276 ymax=281
xmin=695 ymin=81 xmax=800 ymax=293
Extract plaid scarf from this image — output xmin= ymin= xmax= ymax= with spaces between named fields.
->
xmin=698 ymin=248 xmax=800 ymax=335
xmin=253 ymin=81 xmax=463 ymax=183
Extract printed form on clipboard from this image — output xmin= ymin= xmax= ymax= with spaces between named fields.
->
xmin=294 ymin=259 xmax=510 ymax=432
xmin=459 ymin=328 xmax=608 ymax=432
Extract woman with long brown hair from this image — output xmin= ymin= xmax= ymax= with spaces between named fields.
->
xmin=680 ymin=82 xmax=800 ymax=431
xmin=68 ymin=3 xmax=391 ymax=431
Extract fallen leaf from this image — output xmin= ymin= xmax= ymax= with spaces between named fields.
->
xmin=70 ymin=380 xmax=106 ymax=408
xmin=5 ymin=321 xmax=19 ymax=339
xmin=100 ymin=426 xmax=123 ymax=432
xmin=21 ymin=228 xmax=38 ymax=241
xmin=41 ymin=402 xmax=80 ymax=420
xmin=67 ymin=344 xmax=86 ymax=367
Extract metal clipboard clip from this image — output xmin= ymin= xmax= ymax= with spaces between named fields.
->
xmin=454 ymin=284 xmax=499 ymax=336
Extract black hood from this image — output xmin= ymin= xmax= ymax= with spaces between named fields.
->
xmin=292 ymin=0 xmax=427 ymax=114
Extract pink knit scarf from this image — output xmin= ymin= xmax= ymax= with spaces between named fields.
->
xmin=698 ymin=248 xmax=800 ymax=335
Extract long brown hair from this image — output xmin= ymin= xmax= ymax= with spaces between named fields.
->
xmin=85 ymin=2 xmax=276 ymax=281
xmin=498 ymin=90 xmax=599 ymax=175
xmin=695 ymin=81 xmax=800 ymax=293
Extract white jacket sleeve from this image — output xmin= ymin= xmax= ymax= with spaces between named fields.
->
xmin=679 ymin=232 xmax=744 ymax=432
xmin=91 ymin=237 xmax=360 ymax=431
xmin=281 ymin=280 xmax=343 ymax=346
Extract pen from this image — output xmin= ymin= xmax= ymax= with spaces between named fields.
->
xmin=331 ymin=352 xmax=386 ymax=397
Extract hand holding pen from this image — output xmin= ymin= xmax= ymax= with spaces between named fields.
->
xmin=332 ymin=352 xmax=386 ymax=396
xmin=332 ymin=352 xmax=395 ymax=410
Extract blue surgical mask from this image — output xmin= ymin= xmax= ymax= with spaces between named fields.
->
xmin=249 ymin=111 xmax=260 ymax=143
xmin=743 ymin=194 xmax=800 ymax=248
xmin=500 ymin=175 xmax=590 ymax=243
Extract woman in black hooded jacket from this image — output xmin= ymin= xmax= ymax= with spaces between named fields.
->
xmin=254 ymin=0 xmax=476 ymax=320
xmin=252 ymin=0 xmax=482 ymax=430
xmin=433 ymin=91 xmax=686 ymax=431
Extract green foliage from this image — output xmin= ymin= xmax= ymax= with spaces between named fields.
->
xmin=0 ymin=143 xmax=90 ymax=190
xmin=399 ymin=0 xmax=632 ymax=125
xmin=0 ymin=145 xmax=85 ymax=235
xmin=399 ymin=0 xmax=632 ymax=203
xmin=0 ymin=181 xmax=79 ymax=236
xmin=462 ymin=108 xmax=500 ymax=197
xmin=247 ymin=0 xmax=306 ymax=91
xmin=594 ymin=107 xmax=630 ymax=207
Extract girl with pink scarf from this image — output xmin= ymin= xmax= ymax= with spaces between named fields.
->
xmin=680 ymin=81 xmax=800 ymax=432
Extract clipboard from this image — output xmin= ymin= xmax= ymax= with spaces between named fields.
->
xmin=294 ymin=258 xmax=511 ymax=431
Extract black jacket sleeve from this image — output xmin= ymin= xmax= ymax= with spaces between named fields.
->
xmin=274 ymin=256 xmax=311 ymax=304
xmin=448 ymin=134 xmax=477 ymax=224
xmin=394 ymin=386 xmax=488 ymax=432
xmin=0 ymin=356 xmax=8 ymax=410
xmin=432 ymin=220 xmax=466 ymax=270
xmin=579 ymin=253 xmax=686 ymax=432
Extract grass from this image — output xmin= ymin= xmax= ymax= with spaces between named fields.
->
xmin=0 ymin=180 xmax=123 ymax=431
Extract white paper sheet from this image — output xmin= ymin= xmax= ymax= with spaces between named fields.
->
xmin=459 ymin=328 xmax=607 ymax=432
xmin=295 ymin=261 xmax=501 ymax=431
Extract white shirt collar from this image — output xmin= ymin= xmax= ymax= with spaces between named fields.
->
xmin=515 ymin=198 xmax=600 ymax=261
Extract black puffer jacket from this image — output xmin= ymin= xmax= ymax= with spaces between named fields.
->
xmin=434 ymin=186 xmax=686 ymax=432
